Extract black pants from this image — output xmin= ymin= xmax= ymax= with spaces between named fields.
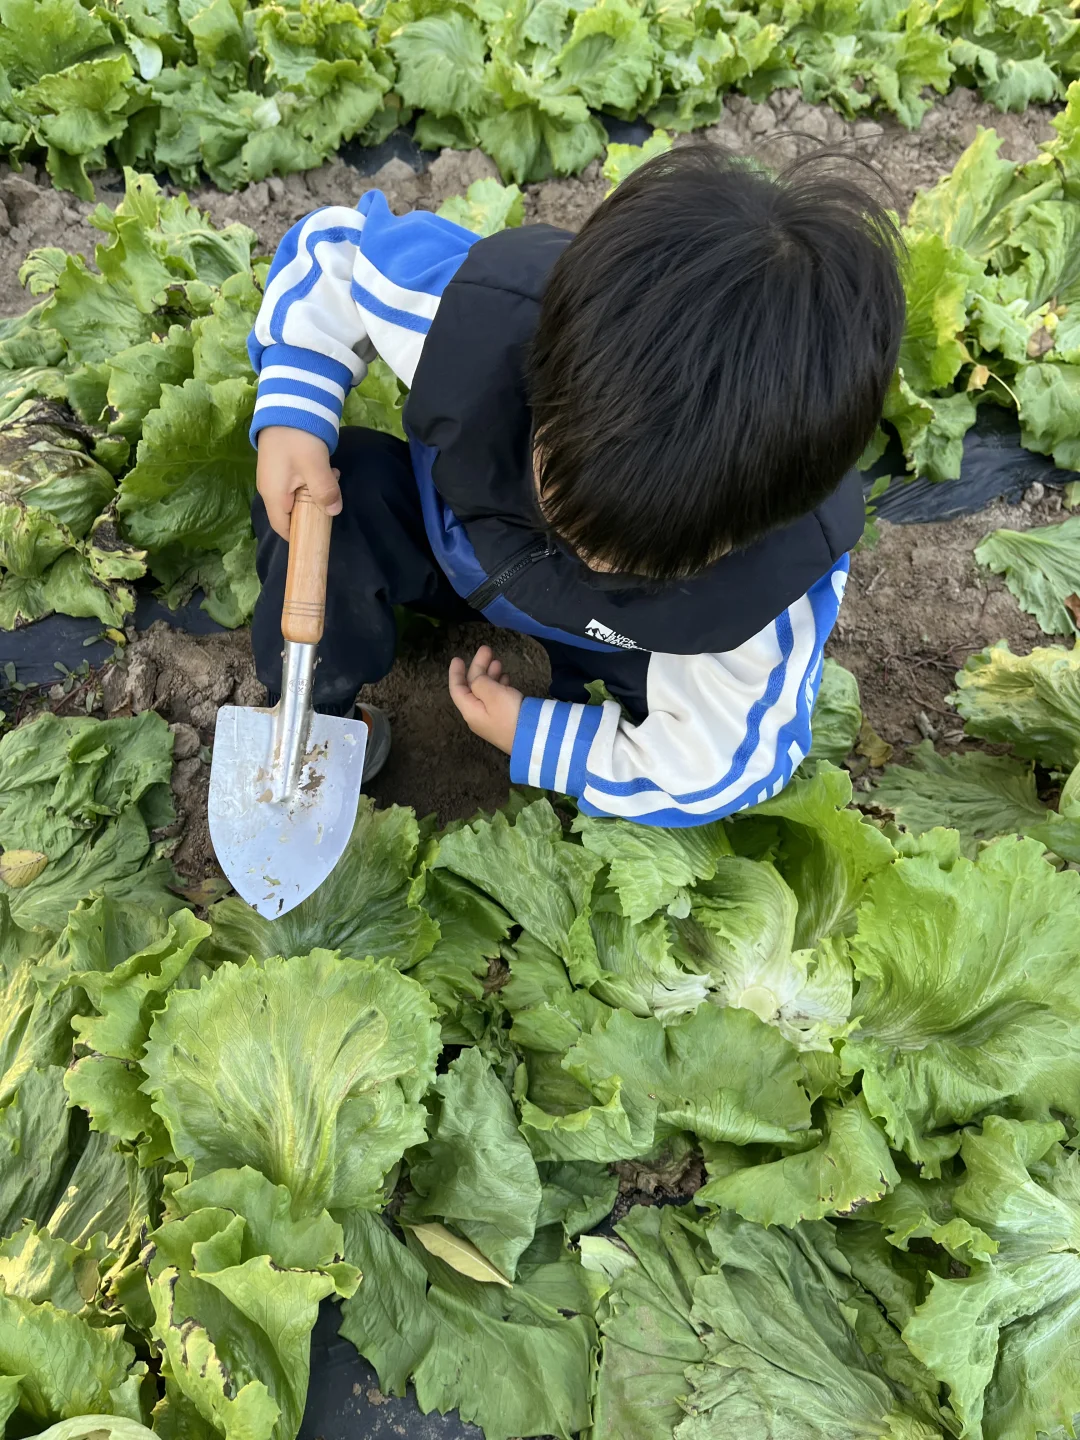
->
xmin=252 ymin=427 xmax=631 ymax=712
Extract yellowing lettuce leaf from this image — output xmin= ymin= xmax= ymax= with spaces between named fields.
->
xmin=951 ymin=640 xmax=1080 ymax=769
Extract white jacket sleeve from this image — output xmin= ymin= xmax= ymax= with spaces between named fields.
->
xmin=247 ymin=189 xmax=477 ymax=452
xmin=509 ymin=560 xmax=850 ymax=826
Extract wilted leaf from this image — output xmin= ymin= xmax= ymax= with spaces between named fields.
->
xmin=0 ymin=850 xmax=47 ymax=888
xmin=404 ymin=1223 xmax=513 ymax=1288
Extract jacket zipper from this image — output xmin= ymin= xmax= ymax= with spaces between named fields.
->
xmin=465 ymin=538 xmax=555 ymax=611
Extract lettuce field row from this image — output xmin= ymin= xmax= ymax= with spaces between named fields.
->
xmin=1 ymin=617 xmax=1079 ymax=1439
xmin=2 ymin=0 xmax=1080 ymax=197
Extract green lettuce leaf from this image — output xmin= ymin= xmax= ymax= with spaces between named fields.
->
xmin=574 ymin=813 xmax=731 ymax=923
xmin=0 ymin=713 xmax=178 ymax=931
xmin=0 ymin=1065 xmax=71 ymax=1239
xmin=0 ymin=1290 xmax=146 ymax=1432
xmin=435 ymin=799 xmax=601 ymax=976
xmin=536 ymin=1160 xmax=618 ymax=1238
xmin=896 ymin=228 xmax=982 ymax=394
xmin=870 ymin=739 xmax=1050 ymax=856
xmin=903 ymin=1116 xmax=1080 ymax=1440
xmin=0 ymin=0 xmax=114 ymax=88
xmin=143 ymin=949 xmax=441 ymax=1212
xmin=591 ymin=1203 xmax=711 ymax=1440
xmin=435 ymin=176 xmax=524 ymax=235
xmin=733 ymin=764 xmax=896 ymax=948
xmin=404 ymin=1046 xmax=542 ymax=1279
xmin=339 ymin=1208 xmax=595 ymax=1440
xmin=62 ymin=901 xmax=210 ymax=1161
xmin=678 ymin=1212 xmax=942 ymax=1439
xmin=520 ymin=1002 xmax=812 ymax=1162
xmin=0 ymin=896 xmax=72 ymax=1105
xmin=0 ymin=1221 xmax=108 ymax=1314
xmin=671 ymin=857 xmax=854 ymax=1051
xmin=1014 ymin=361 xmax=1080 ymax=472
xmin=389 ymin=10 xmax=490 ymax=117
xmin=694 ymin=1095 xmax=900 ymax=1225
xmin=975 ymin=514 xmax=1080 ymax=635
xmin=602 ymin=128 xmax=672 ymax=193
xmin=588 ymin=894 xmax=710 ymax=1022
xmin=146 ymin=1168 xmax=357 ymax=1440
xmin=841 ymin=833 xmax=1080 ymax=1163
xmin=808 ymin=658 xmax=862 ymax=765
xmin=116 ymin=376 xmax=256 ymax=557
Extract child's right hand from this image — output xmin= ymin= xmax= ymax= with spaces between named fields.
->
xmin=257 ymin=426 xmax=343 ymax=540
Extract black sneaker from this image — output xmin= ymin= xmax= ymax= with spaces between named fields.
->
xmin=358 ymin=705 xmax=391 ymax=783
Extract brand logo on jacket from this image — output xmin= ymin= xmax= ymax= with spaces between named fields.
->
xmin=586 ymin=619 xmax=641 ymax=650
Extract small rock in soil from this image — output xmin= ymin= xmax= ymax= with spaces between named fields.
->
xmin=168 ymin=721 xmax=201 ymax=760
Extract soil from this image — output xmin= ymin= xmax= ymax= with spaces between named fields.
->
xmin=830 ymin=487 xmax=1069 ymax=762
xmin=0 ymin=86 xmax=1068 ymax=882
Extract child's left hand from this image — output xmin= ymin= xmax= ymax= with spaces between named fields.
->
xmin=448 ymin=645 xmax=523 ymax=755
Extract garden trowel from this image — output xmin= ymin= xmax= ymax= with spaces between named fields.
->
xmin=208 ymin=489 xmax=367 ymax=919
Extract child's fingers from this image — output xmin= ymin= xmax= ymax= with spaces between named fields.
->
xmin=500 ymin=673 xmax=511 ymax=686
xmin=487 ymin=658 xmax=503 ymax=681
xmin=304 ymin=462 xmax=343 ymax=518
xmin=449 ymin=657 xmax=486 ymax=718
xmin=469 ymin=673 xmax=506 ymax=705
xmin=466 ymin=645 xmax=494 ymax=685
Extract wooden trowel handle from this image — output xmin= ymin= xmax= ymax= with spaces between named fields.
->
xmin=282 ymin=487 xmax=333 ymax=645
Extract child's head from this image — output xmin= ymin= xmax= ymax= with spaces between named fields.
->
xmin=529 ymin=143 xmax=905 ymax=581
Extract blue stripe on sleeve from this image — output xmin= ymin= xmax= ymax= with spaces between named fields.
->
xmin=510 ymin=697 xmax=545 ymax=785
xmin=566 ymin=704 xmax=604 ymax=795
xmin=250 ymin=403 xmax=339 ymax=451
xmin=350 ymin=280 xmax=432 ymax=336
xmin=256 ymin=342 xmax=355 ymax=389
xmin=269 ymin=223 xmax=367 ymax=343
xmin=538 ymin=704 xmax=571 ymax=790
xmin=257 ymin=377 xmax=346 ymax=410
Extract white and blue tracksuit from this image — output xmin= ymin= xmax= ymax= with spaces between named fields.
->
xmin=248 ymin=190 xmax=863 ymax=827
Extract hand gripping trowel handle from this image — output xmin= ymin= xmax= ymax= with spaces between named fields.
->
xmin=271 ymin=487 xmax=333 ymax=804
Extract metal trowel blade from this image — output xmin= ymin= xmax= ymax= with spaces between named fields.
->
xmin=207 ymin=705 xmax=368 ymax=919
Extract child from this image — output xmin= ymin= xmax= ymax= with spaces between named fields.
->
xmin=248 ymin=144 xmax=904 ymax=826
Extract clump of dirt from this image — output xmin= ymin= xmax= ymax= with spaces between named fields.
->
xmin=829 ymin=488 xmax=1068 ymax=758
xmin=703 ymin=85 xmax=1057 ymax=213
xmin=0 ymin=168 xmax=101 ymax=317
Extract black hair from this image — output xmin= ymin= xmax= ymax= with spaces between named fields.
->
xmin=528 ymin=142 xmax=906 ymax=581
